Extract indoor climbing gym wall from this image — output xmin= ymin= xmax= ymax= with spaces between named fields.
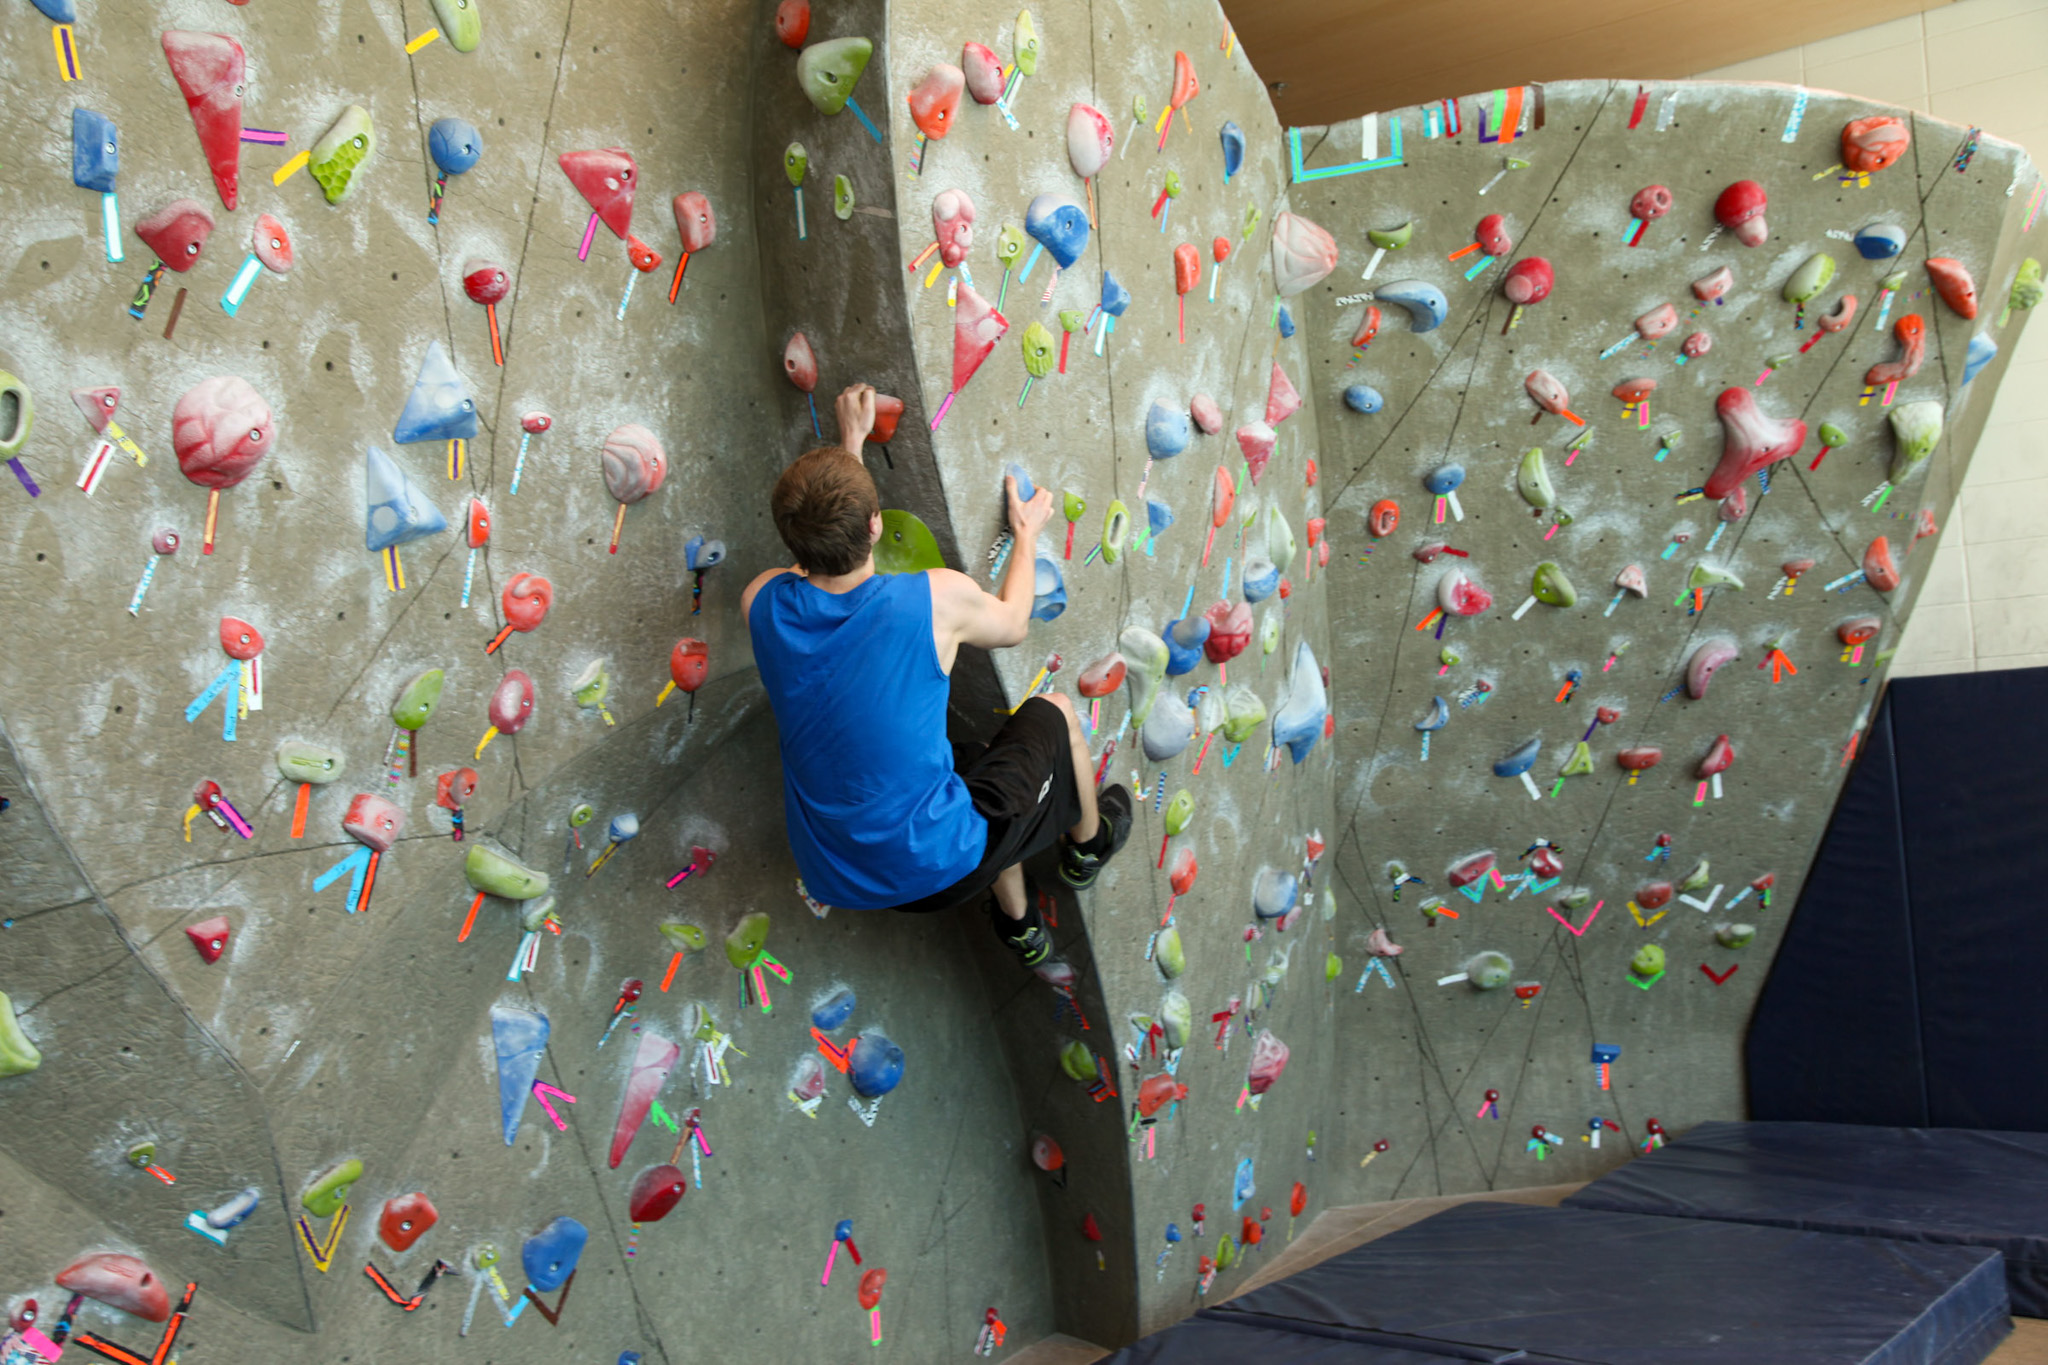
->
xmin=0 ymin=0 xmax=2040 ymax=1361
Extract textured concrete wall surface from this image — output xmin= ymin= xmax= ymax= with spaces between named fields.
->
xmin=0 ymin=0 xmax=2039 ymax=1359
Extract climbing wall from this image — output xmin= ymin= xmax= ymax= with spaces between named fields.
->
xmin=1301 ymin=84 xmax=2042 ymax=1201
xmin=0 ymin=0 xmax=2039 ymax=1359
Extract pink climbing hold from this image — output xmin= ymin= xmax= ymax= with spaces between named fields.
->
xmin=1437 ymin=568 xmax=1492 ymax=617
xmin=343 ymin=792 xmax=406 ymax=853
xmin=932 ymin=189 xmax=976 ymax=268
xmin=1692 ymin=266 xmax=1734 ymax=303
xmin=1246 ymin=1029 xmax=1290 ymax=1094
xmin=1190 ymin=394 xmax=1221 ymax=434
xmin=173 ymin=375 xmax=271 ymax=490
xmin=1635 ymin=303 xmax=1679 ymax=340
xmin=783 ymin=332 xmax=819 ymax=392
xmin=1236 ymin=422 xmax=1276 ymax=484
xmin=1630 ymin=185 xmax=1672 ymax=223
xmin=1446 ymin=851 xmax=1497 ymax=888
xmin=1720 ymin=485 xmax=1747 ymax=522
xmin=1475 ymin=213 xmax=1512 ymax=256
xmin=963 ymin=43 xmax=1005 ymax=104
xmin=1704 ymin=388 xmax=1806 ymax=499
xmin=1636 ymin=880 xmax=1673 ymax=909
xmin=1714 ymin=180 xmax=1769 ymax=247
xmin=1202 ymin=601 xmax=1251 ymax=662
xmin=945 ymin=285 xmax=1007 ymax=407
xmin=1866 ymin=316 xmax=1926 ymax=385
xmin=55 ymin=1254 xmax=170 ymax=1323
xmin=162 ymin=31 xmax=245 ymax=211
xmin=1269 ymin=212 xmax=1338 ymax=298
xmin=185 ymin=914 xmax=231 ymax=964
xmin=1077 ymin=652 xmax=1126 ymax=697
xmin=608 ymin=1029 xmax=682 ymax=1168
xmin=1066 ymin=103 xmax=1115 ymax=174
xmin=1137 ymin=1073 xmax=1189 ymax=1117
xmin=136 ymin=199 xmax=216 ymax=273
xmin=1685 ymin=638 xmax=1739 ymax=700
xmin=1697 ymin=734 xmax=1735 ymax=778
xmin=1864 ymin=536 xmax=1900 ymax=592
xmin=1682 ymin=332 xmax=1713 ymax=359
xmin=1265 ymin=363 xmax=1301 ymax=425
xmin=1618 ymin=746 xmax=1663 ymax=773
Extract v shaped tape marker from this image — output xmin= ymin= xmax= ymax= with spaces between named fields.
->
xmin=1545 ymin=899 xmax=1602 ymax=936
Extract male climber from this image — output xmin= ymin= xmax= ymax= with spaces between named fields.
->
xmin=743 ymin=383 xmax=1132 ymax=973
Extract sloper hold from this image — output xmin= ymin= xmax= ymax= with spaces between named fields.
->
xmin=364 ymin=447 xmax=448 ymax=551
xmin=492 ymin=1006 xmax=550 ymax=1144
xmin=1964 ymin=332 xmax=1998 ymax=385
xmin=393 ymin=341 xmax=478 ymax=444
xmin=629 ymin=1165 xmax=687 ymax=1222
xmin=1516 ymin=448 xmax=1554 ymax=509
xmin=1164 ymin=613 xmax=1210 ymax=675
xmin=309 ymin=106 xmax=375 ymax=205
xmin=1927 ymin=257 xmax=1979 ymax=318
xmin=1120 ymin=626 xmax=1170 ymax=727
xmin=1714 ymin=180 xmax=1768 ymax=246
xmin=1493 ymin=738 xmax=1540 ymax=777
xmin=1855 ymin=222 xmax=1906 ymax=260
xmin=431 ymin=0 xmax=482 ymax=50
xmin=1145 ymin=400 xmax=1190 ymax=459
xmin=137 ymin=199 xmax=215 ymax=272
xmin=1269 ymin=212 xmax=1337 ymax=297
xmin=1865 ymin=536 xmax=1900 ymax=592
xmin=172 ymin=375 xmax=268 ymax=488
xmin=1503 ymin=256 xmax=1553 ymax=306
xmin=558 ymin=148 xmax=638 ymax=239
xmin=301 ymin=1157 xmax=362 ymax=1217
xmin=56 ymin=1254 xmax=169 ymax=1322
xmin=1374 ymin=279 xmax=1447 ymax=332
xmin=849 ymin=1030 xmax=905 ymax=1096
xmin=1273 ymin=641 xmax=1328 ymax=763
xmin=1066 ymin=102 xmax=1113 ymax=174
xmin=964 ymin=44 xmax=1005 ymax=104
xmin=1782 ymin=253 xmax=1835 ymax=304
xmin=1888 ymin=401 xmax=1943 ymax=483
xmin=1023 ymin=193 xmax=1089 ymax=268
xmin=162 ymin=32 xmax=244 ymax=210
xmin=71 ymin=109 xmax=117 ymax=193
xmin=951 ymin=285 xmax=1008 ymax=393
xmin=1685 ymin=637 xmax=1738 ymax=699
xmin=1142 ymin=689 xmax=1195 ymax=761
xmin=1266 ymin=363 xmax=1301 ymax=425
xmin=0 ymin=989 xmax=41 ymax=1076
xmin=608 ymin=1030 xmax=680 ymax=1168
xmin=522 ymin=1217 xmax=587 ymax=1293
xmin=1705 ymin=388 xmax=1805 ymax=498
xmin=907 ymin=64 xmax=966 ymax=140
xmin=1031 ymin=551 xmax=1065 ymax=622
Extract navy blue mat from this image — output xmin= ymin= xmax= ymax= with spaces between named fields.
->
xmin=1104 ymin=1313 xmax=1487 ymax=1364
xmin=1169 ymin=1202 xmax=2010 ymax=1365
xmin=1565 ymin=1119 xmax=2048 ymax=1317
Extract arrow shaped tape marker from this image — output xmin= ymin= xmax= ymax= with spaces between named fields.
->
xmin=530 ymin=1082 xmax=578 ymax=1130
xmin=1545 ymin=899 xmax=1602 ymax=936
xmin=1700 ymin=963 xmax=1739 ymax=985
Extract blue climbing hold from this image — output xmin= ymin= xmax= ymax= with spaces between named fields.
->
xmin=1031 ymin=552 xmax=1067 ymax=622
xmin=71 ymin=109 xmax=117 ymax=194
xmin=1493 ymin=737 xmax=1542 ymax=777
xmin=1219 ymin=121 xmax=1244 ymax=181
xmin=1163 ymin=613 xmax=1210 ymax=676
xmin=32 ymin=0 xmax=76 ymax=22
xmin=1964 ymin=331 xmax=1998 ymax=384
xmin=1024 ymin=193 xmax=1090 ymax=269
xmin=1244 ymin=557 xmax=1280 ymax=604
xmin=1145 ymin=400 xmax=1190 ymax=459
xmin=1343 ymin=384 xmax=1384 ymax=415
xmin=364 ymin=447 xmax=449 ymax=552
xmin=1273 ymin=641 xmax=1328 ymax=763
xmin=428 ymin=117 xmax=483 ymax=177
xmin=1006 ymin=461 xmax=1037 ymax=504
xmin=1277 ymin=306 xmax=1296 ymax=338
xmin=1376 ymin=279 xmax=1448 ymax=333
xmin=686 ymin=535 xmax=726 ymax=571
xmin=1854 ymin=222 xmax=1906 ymax=260
xmin=1165 ymin=1222 xmax=1184 ymax=1244
xmin=834 ymin=1218 xmax=854 ymax=1240
xmin=1100 ymin=270 xmax=1132 ymax=318
xmin=1415 ymin=696 xmax=1449 ymax=732
xmin=1146 ymin=497 xmax=1175 ymax=541
xmin=848 ymin=1030 xmax=905 ymax=1097
xmin=1423 ymin=464 xmax=1465 ymax=495
xmin=491 ymin=1006 xmax=550 ymax=1146
xmin=393 ymin=341 xmax=478 ymax=444
xmin=1253 ymin=866 xmax=1299 ymax=920
xmin=811 ymin=986 xmax=857 ymax=1032
xmin=521 ymin=1215 xmax=588 ymax=1293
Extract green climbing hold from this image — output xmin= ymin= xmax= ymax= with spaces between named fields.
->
xmin=276 ymin=741 xmax=345 ymax=786
xmin=659 ymin=923 xmax=706 ymax=952
xmin=1215 ymin=1235 xmax=1237 ymax=1269
xmin=1062 ymin=490 xmax=1087 ymax=523
xmin=430 ymin=0 xmax=482 ymax=51
xmin=1466 ymin=951 xmax=1513 ymax=990
xmin=1059 ymin=1040 xmax=1094 ymax=1081
xmin=569 ymin=804 xmax=595 ymax=828
xmin=1557 ymin=886 xmax=1592 ymax=911
xmin=996 ymin=225 xmax=1026 ymax=265
xmin=1101 ymin=500 xmax=1130 ymax=565
xmin=1688 ymin=563 xmax=1744 ymax=593
xmin=1367 ymin=221 xmax=1414 ymax=251
xmin=725 ymin=911 xmax=770 ymax=969
xmin=1559 ymin=741 xmax=1594 ymax=777
xmin=301 ymin=1157 xmax=363 ymax=1217
xmin=1516 ymin=448 xmax=1555 ymax=511
xmin=1057 ymin=308 xmax=1084 ymax=334
xmin=1222 ymin=686 xmax=1266 ymax=742
xmin=1156 ymin=925 xmax=1186 ymax=979
xmin=1715 ymin=923 xmax=1757 ymax=949
xmin=1162 ymin=170 xmax=1182 ymax=199
xmin=832 ymin=175 xmax=855 ymax=221
xmin=520 ymin=896 xmax=557 ymax=933
xmin=465 ymin=844 xmax=549 ymax=900
xmin=391 ymin=669 xmax=445 ymax=731
xmin=1783 ymin=252 xmax=1837 ymax=305
xmin=572 ymin=659 xmax=611 ymax=710
xmin=2006 ymin=258 xmax=2043 ymax=323
xmin=1020 ymin=322 xmax=1057 ymax=379
xmin=1324 ymin=953 xmax=1343 ymax=983
xmin=1678 ymin=858 xmax=1710 ymax=893
xmin=1163 ymin=789 xmax=1194 ymax=837
xmin=875 ymin=509 xmax=945 ymax=574
xmin=1818 ymin=421 xmax=1848 ymax=448
xmin=309 ymin=106 xmax=375 ymax=205
xmin=1531 ymin=561 xmax=1576 ymax=607
xmin=1160 ymin=989 xmax=1192 ymax=1049
xmin=1630 ymin=944 xmax=1666 ymax=979
xmin=0 ymin=990 xmax=41 ymax=1078
xmin=783 ymin=143 xmax=808 ymax=188
xmin=1439 ymin=646 xmax=1461 ymax=667
xmin=1880 ymin=270 xmax=1909 ymax=292
xmin=1241 ymin=204 xmax=1261 ymax=239
xmin=795 ymin=37 xmax=873 ymax=116
xmin=1887 ymin=400 xmax=1943 ymax=483
xmin=1013 ymin=10 xmax=1040 ymax=75
xmin=1130 ymin=94 xmax=1148 ymax=123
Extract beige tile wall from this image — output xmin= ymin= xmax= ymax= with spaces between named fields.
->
xmin=1702 ymin=0 xmax=2048 ymax=676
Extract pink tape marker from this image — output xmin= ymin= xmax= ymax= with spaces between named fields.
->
xmin=576 ymin=212 xmax=600 ymax=262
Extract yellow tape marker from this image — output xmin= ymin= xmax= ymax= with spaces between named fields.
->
xmin=405 ymin=27 xmax=441 ymax=53
xmin=53 ymin=24 xmax=80 ymax=80
xmin=273 ymin=150 xmax=310 ymax=185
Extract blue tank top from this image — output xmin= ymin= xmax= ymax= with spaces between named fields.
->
xmin=749 ymin=571 xmax=987 ymax=908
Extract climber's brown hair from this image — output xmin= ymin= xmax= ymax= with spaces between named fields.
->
xmin=770 ymin=446 xmax=880 ymax=577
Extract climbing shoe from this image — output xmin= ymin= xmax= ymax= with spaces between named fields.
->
xmin=991 ymin=899 xmax=1054 ymax=970
xmin=1060 ymin=784 xmax=1133 ymax=890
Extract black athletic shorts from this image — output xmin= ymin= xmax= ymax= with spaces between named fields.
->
xmin=892 ymin=696 xmax=1078 ymax=913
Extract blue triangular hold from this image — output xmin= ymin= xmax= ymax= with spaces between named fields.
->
xmin=491 ymin=1005 xmax=549 ymax=1146
xmin=364 ymin=446 xmax=448 ymax=551
xmin=393 ymin=340 xmax=478 ymax=443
